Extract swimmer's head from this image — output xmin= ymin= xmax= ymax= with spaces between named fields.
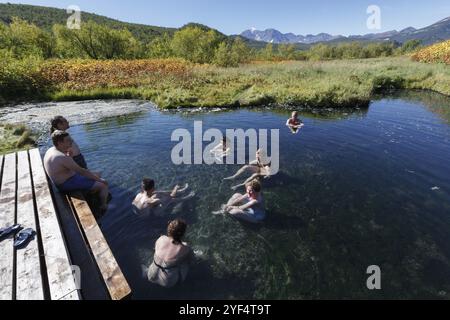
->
xmin=292 ymin=111 xmax=298 ymax=119
xmin=246 ymin=180 xmax=262 ymax=195
xmin=141 ymin=178 xmax=155 ymax=192
xmin=167 ymin=219 xmax=187 ymax=244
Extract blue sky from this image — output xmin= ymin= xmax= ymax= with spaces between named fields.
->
xmin=1 ymin=0 xmax=449 ymax=35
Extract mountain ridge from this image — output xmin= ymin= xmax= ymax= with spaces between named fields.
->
xmin=241 ymin=16 xmax=450 ymax=45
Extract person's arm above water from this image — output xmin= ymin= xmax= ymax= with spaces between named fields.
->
xmin=227 ymin=194 xmax=247 ymax=207
xmin=236 ymin=199 xmax=258 ymax=211
xmin=147 ymin=195 xmax=162 ymax=208
xmin=63 ymin=157 xmax=107 ymax=184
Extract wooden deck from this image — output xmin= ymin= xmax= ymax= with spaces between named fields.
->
xmin=0 ymin=149 xmax=80 ymax=300
xmin=0 ymin=148 xmax=131 ymax=300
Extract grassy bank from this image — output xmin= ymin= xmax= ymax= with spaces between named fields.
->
xmin=1 ymin=57 xmax=449 ymax=109
xmin=44 ymin=57 xmax=450 ymax=108
xmin=0 ymin=124 xmax=36 ymax=154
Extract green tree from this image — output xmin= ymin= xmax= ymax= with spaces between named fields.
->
xmin=262 ymin=43 xmax=275 ymax=60
xmin=230 ymin=37 xmax=250 ymax=64
xmin=0 ymin=17 xmax=54 ymax=59
xmin=278 ymin=43 xmax=297 ymax=60
xmin=53 ymin=21 xmax=142 ymax=59
xmin=146 ymin=33 xmax=173 ymax=58
xmin=309 ymin=44 xmax=334 ymax=60
xmin=214 ymin=42 xmax=235 ymax=67
xmin=400 ymin=39 xmax=422 ymax=53
xmin=340 ymin=42 xmax=364 ymax=59
xmin=171 ymin=26 xmax=221 ymax=63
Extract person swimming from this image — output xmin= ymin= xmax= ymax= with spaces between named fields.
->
xmin=132 ymin=179 xmax=162 ymax=215
xmin=210 ymin=135 xmax=231 ymax=162
xmin=147 ymin=219 xmax=194 ymax=288
xmin=133 ymin=179 xmax=195 ymax=216
xmin=286 ymin=111 xmax=304 ymax=134
xmin=215 ymin=180 xmax=266 ymax=224
xmin=224 ymin=149 xmax=272 ymax=190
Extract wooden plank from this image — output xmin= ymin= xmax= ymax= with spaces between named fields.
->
xmin=0 ymin=153 xmax=16 ymax=300
xmin=15 ymin=151 xmax=44 ymax=300
xmin=28 ymin=148 xmax=80 ymax=300
xmin=50 ymin=182 xmax=110 ymax=300
xmin=70 ymin=193 xmax=131 ymax=300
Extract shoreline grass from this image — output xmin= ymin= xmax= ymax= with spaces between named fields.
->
xmin=1 ymin=57 xmax=449 ymax=110
xmin=42 ymin=57 xmax=449 ymax=109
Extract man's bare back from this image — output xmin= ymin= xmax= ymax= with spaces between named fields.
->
xmin=44 ymin=147 xmax=76 ymax=185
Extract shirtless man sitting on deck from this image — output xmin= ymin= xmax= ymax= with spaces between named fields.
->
xmin=44 ymin=130 xmax=110 ymax=211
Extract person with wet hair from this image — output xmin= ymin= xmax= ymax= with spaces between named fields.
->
xmin=218 ymin=180 xmax=266 ymax=223
xmin=132 ymin=179 xmax=195 ymax=216
xmin=147 ymin=219 xmax=193 ymax=288
xmin=132 ymin=178 xmax=161 ymax=215
xmin=50 ymin=116 xmax=88 ymax=169
xmin=286 ymin=111 xmax=304 ymax=134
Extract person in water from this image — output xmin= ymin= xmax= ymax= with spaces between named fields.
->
xmin=210 ymin=135 xmax=231 ymax=161
xmin=147 ymin=219 xmax=194 ymax=288
xmin=224 ymin=149 xmax=271 ymax=190
xmin=132 ymin=179 xmax=162 ymax=215
xmin=286 ymin=111 xmax=304 ymax=134
xmin=132 ymin=179 xmax=195 ymax=216
xmin=44 ymin=130 xmax=110 ymax=211
xmin=218 ymin=180 xmax=266 ymax=223
xmin=50 ymin=116 xmax=88 ymax=169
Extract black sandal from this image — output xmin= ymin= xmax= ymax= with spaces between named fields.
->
xmin=14 ymin=228 xmax=35 ymax=249
xmin=0 ymin=224 xmax=22 ymax=241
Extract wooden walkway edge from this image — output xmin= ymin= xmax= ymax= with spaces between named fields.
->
xmin=0 ymin=148 xmax=131 ymax=300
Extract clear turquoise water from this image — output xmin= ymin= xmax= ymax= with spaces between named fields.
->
xmin=43 ymin=92 xmax=450 ymax=299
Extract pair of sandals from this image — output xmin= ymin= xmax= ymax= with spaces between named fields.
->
xmin=0 ymin=224 xmax=35 ymax=249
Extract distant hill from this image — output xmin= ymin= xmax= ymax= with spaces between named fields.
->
xmin=0 ymin=3 xmax=176 ymax=43
xmin=241 ymin=16 xmax=450 ymax=46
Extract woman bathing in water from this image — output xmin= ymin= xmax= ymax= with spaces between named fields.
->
xmin=132 ymin=179 xmax=195 ymax=216
xmin=286 ymin=111 xmax=304 ymax=134
xmin=214 ymin=180 xmax=266 ymax=223
xmin=147 ymin=219 xmax=194 ymax=288
xmin=224 ymin=149 xmax=272 ymax=190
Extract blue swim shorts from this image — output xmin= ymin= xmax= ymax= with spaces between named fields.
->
xmin=57 ymin=173 xmax=96 ymax=193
